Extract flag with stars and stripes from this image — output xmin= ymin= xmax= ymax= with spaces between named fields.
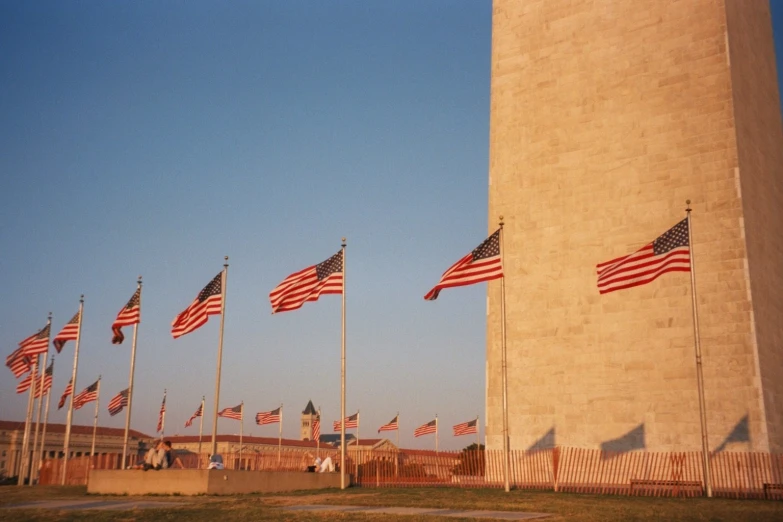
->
xmin=424 ymin=229 xmax=503 ymax=300
xmin=596 ymin=218 xmax=690 ymax=295
xmin=378 ymin=415 xmax=399 ymax=433
xmin=16 ymin=369 xmax=37 ymax=394
xmin=157 ymin=394 xmax=166 ymax=433
xmin=414 ymin=419 xmax=437 ymax=437
xmin=112 ymin=288 xmax=141 ymax=344
xmin=269 ymin=250 xmax=343 ymax=313
xmin=34 ymin=360 xmax=54 ymax=399
xmin=255 ymin=407 xmax=281 ymax=426
xmin=19 ymin=323 xmax=51 ymax=357
xmin=453 ymin=418 xmax=478 ymax=436
xmin=6 ymin=346 xmax=32 ymax=378
xmin=333 ymin=412 xmax=358 ymax=431
xmin=54 ymin=312 xmax=81 ymax=353
xmin=171 ymin=272 xmax=223 ymax=338
xmin=58 ymin=379 xmax=73 ymax=409
xmin=185 ymin=402 xmax=203 ymax=428
xmin=218 ymin=403 xmax=243 ymax=421
xmin=73 ymin=380 xmax=99 ymax=410
xmin=107 ymin=388 xmax=129 ymax=416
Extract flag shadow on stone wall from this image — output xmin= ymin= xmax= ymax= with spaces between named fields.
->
xmin=713 ymin=414 xmax=750 ymax=453
xmin=527 ymin=427 xmax=555 ymax=452
xmin=600 ymin=424 xmax=645 ymax=457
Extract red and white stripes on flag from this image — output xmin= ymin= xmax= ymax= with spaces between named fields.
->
xmin=414 ymin=419 xmax=437 ymax=437
xmin=58 ymin=379 xmax=73 ymax=410
xmin=157 ymin=394 xmax=166 ymax=433
xmin=255 ymin=407 xmax=281 ymax=426
xmin=185 ymin=403 xmax=203 ymax=428
xmin=171 ymin=273 xmax=222 ymax=338
xmin=16 ymin=371 xmax=36 ymax=394
xmin=112 ymin=288 xmax=141 ymax=344
xmin=34 ymin=360 xmax=54 ymax=399
xmin=6 ymin=346 xmax=32 ymax=378
xmin=19 ymin=323 xmax=51 ymax=357
xmin=452 ymin=419 xmax=478 ymax=436
xmin=72 ymin=380 xmax=99 ymax=410
xmin=333 ymin=412 xmax=358 ymax=431
xmin=312 ymin=418 xmax=321 ymax=442
xmin=269 ymin=250 xmax=343 ymax=313
xmin=424 ymin=229 xmax=503 ymax=300
xmin=108 ymin=389 xmax=129 ymax=416
xmin=596 ymin=218 xmax=690 ymax=294
xmin=54 ymin=312 xmax=81 ymax=353
xmin=218 ymin=404 xmax=243 ymax=421
xmin=378 ymin=415 xmax=399 ymax=433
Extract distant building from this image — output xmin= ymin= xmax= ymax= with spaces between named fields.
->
xmin=300 ymin=400 xmax=319 ymax=441
xmin=0 ymin=419 xmax=153 ymax=479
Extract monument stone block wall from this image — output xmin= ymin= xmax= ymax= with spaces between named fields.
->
xmin=486 ymin=0 xmax=783 ymax=454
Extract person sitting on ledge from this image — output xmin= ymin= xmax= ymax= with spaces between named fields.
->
xmin=163 ymin=440 xmax=184 ymax=469
xmin=318 ymin=455 xmax=335 ymax=473
xmin=207 ymin=454 xmax=224 ymax=470
xmin=131 ymin=440 xmax=165 ymax=470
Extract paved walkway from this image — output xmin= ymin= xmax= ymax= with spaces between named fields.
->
xmin=284 ymin=505 xmax=551 ymax=520
xmin=4 ymin=499 xmax=186 ymax=511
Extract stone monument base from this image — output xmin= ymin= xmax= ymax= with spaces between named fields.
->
xmin=87 ymin=469 xmax=348 ymax=495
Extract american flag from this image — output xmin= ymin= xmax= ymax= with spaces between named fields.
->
xmin=19 ymin=323 xmax=51 ymax=357
xmin=73 ymin=380 xmax=99 ymax=410
xmin=112 ymin=288 xmax=141 ymax=344
xmin=333 ymin=412 xmax=359 ymax=431
xmin=312 ymin=417 xmax=321 ymax=442
xmin=16 ymin=368 xmax=37 ymax=394
xmin=6 ymin=346 xmax=32 ymax=378
xmin=218 ymin=403 xmax=243 ymax=421
xmin=172 ymin=273 xmax=222 ymax=338
xmin=54 ymin=312 xmax=81 ymax=353
xmin=424 ymin=229 xmax=503 ymax=300
xmin=596 ymin=218 xmax=691 ymax=294
xmin=453 ymin=419 xmax=478 ymax=436
xmin=255 ymin=407 xmax=281 ymax=426
xmin=107 ymin=388 xmax=129 ymax=416
xmin=185 ymin=402 xmax=203 ymax=428
xmin=414 ymin=419 xmax=437 ymax=437
xmin=378 ymin=415 xmax=399 ymax=433
xmin=34 ymin=360 xmax=54 ymax=399
xmin=157 ymin=394 xmax=166 ymax=433
xmin=269 ymin=250 xmax=343 ymax=313
xmin=58 ymin=379 xmax=73 ymax=410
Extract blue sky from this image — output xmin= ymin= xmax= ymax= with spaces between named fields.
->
xmin=4 ymin=1 xmax=783 ymax=453
xmin=0 ymin=1 xmax=492 ymax=450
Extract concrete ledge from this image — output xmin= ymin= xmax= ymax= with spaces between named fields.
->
xmin=87 ymin=469 xmax=348 ymax=495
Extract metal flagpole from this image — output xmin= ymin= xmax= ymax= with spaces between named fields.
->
xmin=62 ymin=295 xmax=84 ymax=485
xmin=36 ymin=367 xmax=54 ymax=483
xmin=317 ymin=407 xmax=321 ymax=458
xmin=90 ymin=377 xmax=101 ymax=457
xmin=239 ymin=401 xmax=244 ymax=470
xmin=211 ymin=257 xmax=229 ymax=456
xmin=340 ymin=238 xmax=347 ymax=489
xmin=161 ymin=389 xmax=167 ymax=437
xmin=435 ymin=415 xmax=439 ymax=453
xmin=499 ymin=217 xmax=511 ymax=492
xmin=476 ymin=416 xmax=480 ymax=447
xmin=278 ymin=403 xmax=283 ymax=463
xmin=396 ymin=412 xmax=399 ymax=448
xmin=18 ymin=353 xmax=40 ymax=485
xmin=198 ymin=396 xmax=205 ymax=467
xmin=29 ymin=315 xmax=51 ymax=486
xmin=356 ymin=410 xmax=360 ymax=446
xmin=686 ymin=201 xmax=712 ymax=498
xmin=122 ymin=277 xmax=142 ymax=469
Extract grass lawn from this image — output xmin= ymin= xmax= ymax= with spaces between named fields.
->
xmin=1 ymin=485 xmax=782 ymax=521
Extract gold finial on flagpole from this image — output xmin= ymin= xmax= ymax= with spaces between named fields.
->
xmin=686 ymin=199 xmax=692 ymax=212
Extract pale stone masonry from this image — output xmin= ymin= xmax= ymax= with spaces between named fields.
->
xmin=486 ymin=0 xmax=783 ymax=454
